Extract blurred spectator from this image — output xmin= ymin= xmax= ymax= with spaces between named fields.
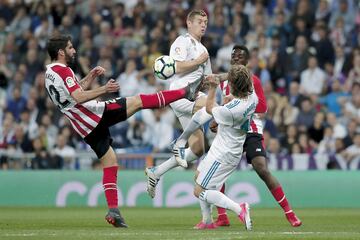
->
xmin=314 ymin=25 xmax=335 ymax=68
xmin=116 ymin=59 xmax=140 ymax=97
xmin=286 ymin=35 xmax=311 ymax=83
xmin=150 ymin=108 xmax=174 ymax=153
xmin=6 ymin=87 xmax=27 ymax=122
xmin=300 ymin=56 xmax=326 ymax=96
xmin=318 ymin=126 xmax=336 ymax=155
xmin=315 ymin=0 xmax=331 ymax=24
xmin=288 ymin=81 xmax=306 ymax=108
xmin=341 ymin=133 xmax=360 ymax=163
xmin=318 ymin=79 xmax=349 ymax=116
xmin=329 ymin=0 xmax=355 ymax=34
xmin=215 ymin=33 xmax=235 ymax=72
xmin=296 ymin=97 xmax=316 ymax=130
xmin=281 ymin=124 xmax=298 ymax=154
xmin=52 ymin=134 xmax=76 ymax=169
xmin=326 ymin=112 xmax=347 ymax=139
xmin=307 ymin=112 xmax=325 ymax=144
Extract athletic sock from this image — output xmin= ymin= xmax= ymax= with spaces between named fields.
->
xmin=271 ymin=185 xmax=291 ymax=213
xmin=185 ymin=148 xmax=198 ymax=163
xmin=217 ymin=184 xmax=227 ymax=216
xmin=154 ymin=148 xmax=198 ymax=177
xmin=140 ymin=89 xmax=186 ymax=109
xmin=154 ymin=156 xmax=177 ymax=177
xmin=176 ymin=107 xmax=213 ymax=147
xmin=199 ymin=199 xmax=213 ymax=224
xmin=103 ymin=166 xmax=118 ymax=209
xmin=200 ymin=190 xmax=241 ymax=215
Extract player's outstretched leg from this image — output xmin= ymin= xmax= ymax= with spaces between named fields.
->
xmin=105 ymin=208 xmax=128 ymax=228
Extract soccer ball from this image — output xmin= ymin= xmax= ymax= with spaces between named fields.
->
xmin=153 ymin=55 xmax=176 ymax=80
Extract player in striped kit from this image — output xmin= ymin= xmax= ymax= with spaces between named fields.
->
xmin=45 ymin=35 xmax=198 ymax=228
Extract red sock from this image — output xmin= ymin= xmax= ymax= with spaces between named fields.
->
xmin=140 ymin=89 xmax=186 ymax=109
xmin=103 ymin=166 xmax=118 ymax=209
xmin=217 ymin=184 xmax=227 ymax=215
xmin=271 ymin=185 xmax=291 ymax=213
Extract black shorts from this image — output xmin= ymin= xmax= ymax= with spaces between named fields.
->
xmin=243 ymin=133 xmax=267 ymax=164
xmin=84 ymin=97 xmax=127 ymax=159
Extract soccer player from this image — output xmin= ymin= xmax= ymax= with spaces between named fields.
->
xmin=145 ymin=9 xmax=212 ymax=195
xmin=194 ymin=65 xmax=257 ymax=230
xmin=147 ymin=44 xmax=302 ymax=228
xmin=45 ymin=35 xmax=198 ymax=228
xmin=209 ymin=46 xmax=301 ymax=228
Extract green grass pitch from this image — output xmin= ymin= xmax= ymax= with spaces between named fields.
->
xmin=0 ymin=207 xmax=360 ymax=240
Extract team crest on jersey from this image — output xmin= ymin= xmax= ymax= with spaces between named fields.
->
xmin=66 ymin=77 xmax=76 ymax=87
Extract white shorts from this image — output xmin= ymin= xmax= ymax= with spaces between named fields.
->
xmin=196 ymin=154 xmax=237 ymax=190
xmin=169 ymin=91 xmax=206 ymax=129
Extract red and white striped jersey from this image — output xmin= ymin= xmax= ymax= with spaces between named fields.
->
xmin=45 ymin=63 xmax=105 ymax=138
xmin=219 ymin=74 xmax=267 ymax=134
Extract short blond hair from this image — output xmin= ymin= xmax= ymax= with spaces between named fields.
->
xmin=187 ymin=9 xmax=207 ymax=21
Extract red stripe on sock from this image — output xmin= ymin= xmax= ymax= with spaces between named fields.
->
xmin=271 ymin=185 xmax=291 ymax=212
xmin=103 ymin=166 xmax=118 ymax=209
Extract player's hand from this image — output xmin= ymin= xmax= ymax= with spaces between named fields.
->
xmin=196 ymin=51 xmax=209 ymax=65
xmin=90 ymin=66 xmax=106 ymax=78
xmin=105 ymin=79 xmax=120 ymax=93
xmin=206 ymin=75 xmax=220 ymax=87
xmin=223 ymin=94 xmax=234 ymax=104
xmin=209 ymin=120 xmax=218 ymax=133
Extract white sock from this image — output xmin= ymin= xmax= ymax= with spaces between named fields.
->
xmin=199 ymin=199 xmax=212 ymax=224
xmin=154 ymin=149 xmax=198 ymax=176
xmin=176 ymin=107 xmax=213 ymax=147
xmin=154 ymin=156 xmax=177 ymax=177
xmin=185 ymin=148 xmax=198 ymax=163
xmin=200 ymin=190 xmax=241 ymax=215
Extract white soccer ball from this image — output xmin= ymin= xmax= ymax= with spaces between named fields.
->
xmin=153 ymin=55 xmax=176 ymax=80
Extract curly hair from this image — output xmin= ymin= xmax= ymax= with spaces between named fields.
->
xmin=228 ymin=65 xmax=253 ymax=98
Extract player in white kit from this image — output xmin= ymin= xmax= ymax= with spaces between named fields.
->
xmin=145 ymin=9 xmax=213 ymax=196
xmin=45 ymin=35 xmax=198 ymax=228
xmin=194 ymin=65 xmax=257 ymax=230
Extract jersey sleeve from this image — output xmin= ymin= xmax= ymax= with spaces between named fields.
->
xmin=212 ymin=106 xmax=233 ymax=126
xmin=169 ymin=36 xmax=188 ymax=61
xmin=252 ymin=75 xmax=267 ymax=113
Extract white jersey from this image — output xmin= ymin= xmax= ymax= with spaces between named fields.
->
xmin=220 ymin=75 xmax=265 ymax=135
xmin=45 ymin=63 xmax=105 ymax=138
xmin=209 ymin=91 xmax=258 ymax=165
xmin=169 ymin=33 xmax=212 ymax=90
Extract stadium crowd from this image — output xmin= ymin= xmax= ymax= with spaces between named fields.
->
xmin=0 ymin=0 xmax=359 ymax=170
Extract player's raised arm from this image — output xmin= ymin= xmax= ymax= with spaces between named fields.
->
xmin=79 ymin=66 xmax=106 ymax=90
xmin=71 ymin=79 xmax=119 ymax=104
xmin=175 ymin=51 xmax=209 ymax=74
xmin=205 ymin=75 xmax=220 ymax=115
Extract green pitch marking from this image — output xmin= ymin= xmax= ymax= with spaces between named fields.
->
xmin=0 ymin=208 xmax=359 ymax=240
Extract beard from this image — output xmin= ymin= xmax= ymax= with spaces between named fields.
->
xmin=65 ymin=52 xmax=76 ymax=68
xmin=65 ymin=52 xmax=76 ymax=65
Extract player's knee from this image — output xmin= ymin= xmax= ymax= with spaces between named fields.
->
xmin=193 ymin=185 xmax=203 ymax=198
xmin=253 ymin=158 xmax=270 ymax=178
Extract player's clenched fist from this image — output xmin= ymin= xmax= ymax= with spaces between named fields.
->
xmin=90 ymin=66 xmax=106 ymax=77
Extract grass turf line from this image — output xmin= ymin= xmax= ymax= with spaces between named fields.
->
xmin=0 ymin=207 xmax=360 ymax=240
